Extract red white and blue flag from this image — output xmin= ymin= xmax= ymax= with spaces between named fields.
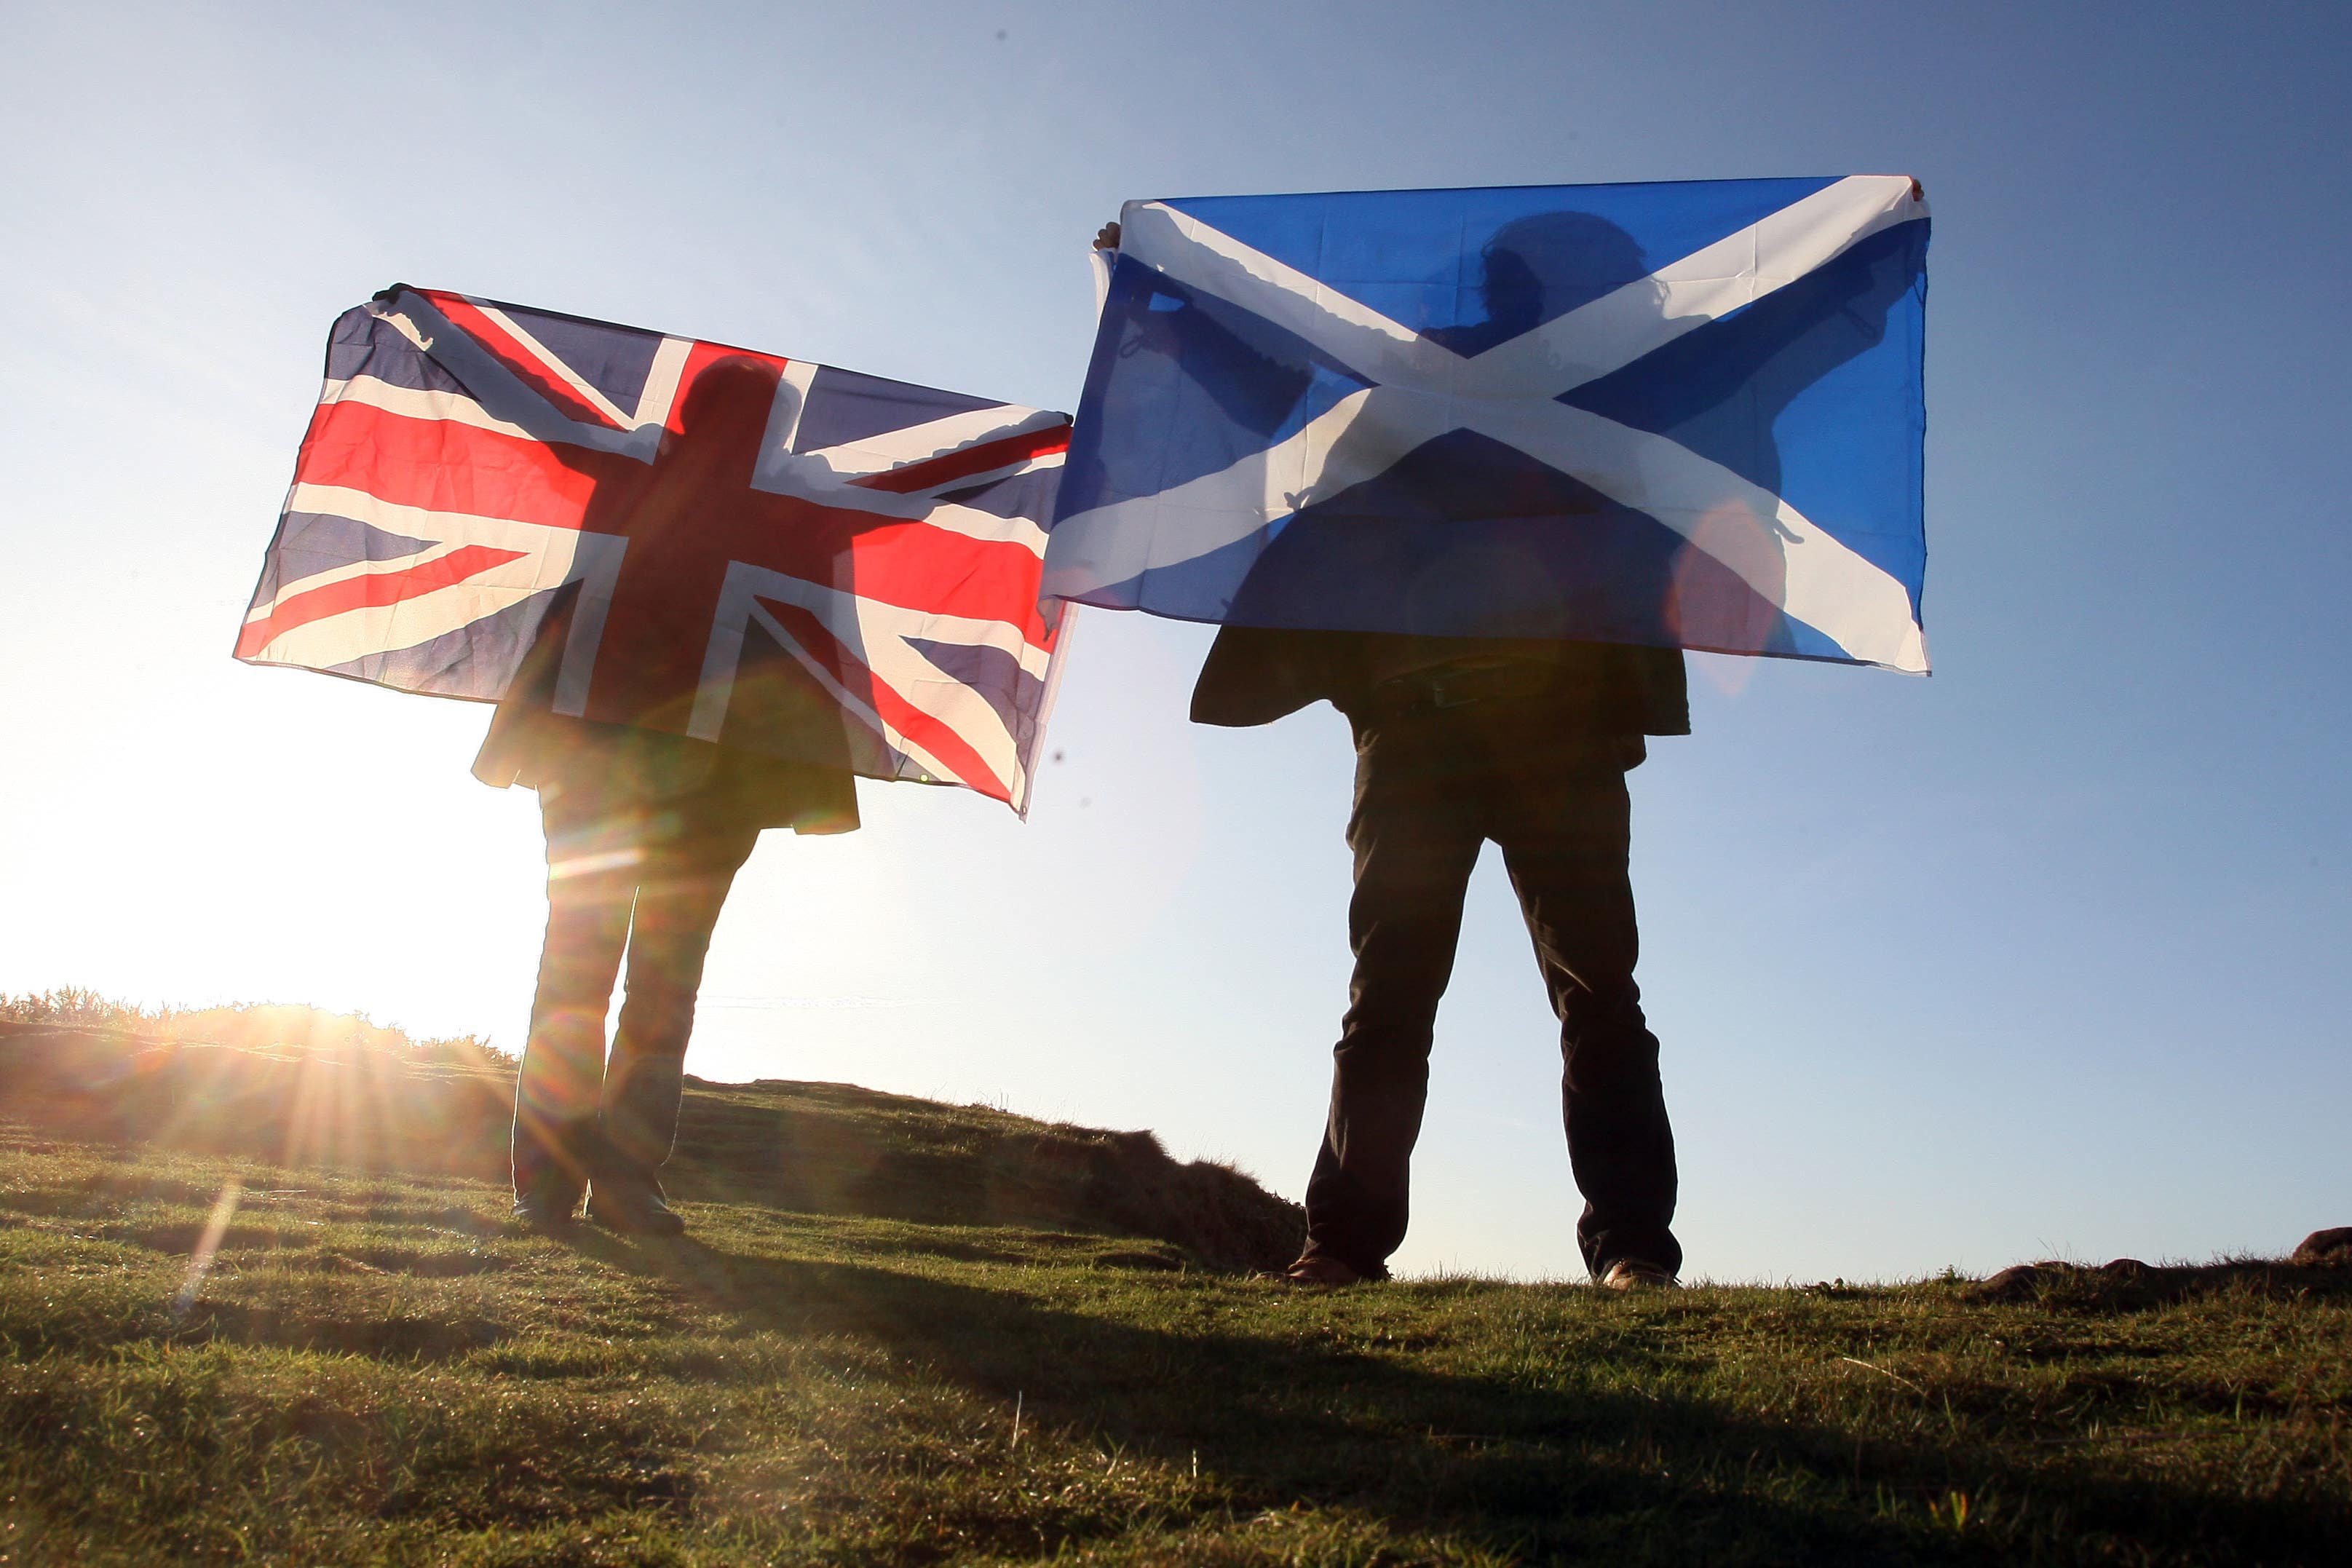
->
xmin=237 ymin=288 xmax=1073 ymax=812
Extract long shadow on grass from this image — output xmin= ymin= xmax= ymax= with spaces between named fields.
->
xmin=579 ymin=1232 xmax=2349 ymax=1567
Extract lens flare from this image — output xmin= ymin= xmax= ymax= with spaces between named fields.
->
xmin=171 ymin=1179 xmax=242 ymax=1320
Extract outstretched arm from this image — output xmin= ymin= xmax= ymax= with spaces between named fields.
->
xmin=1087 ymin=215 xmax=1318 ymax=432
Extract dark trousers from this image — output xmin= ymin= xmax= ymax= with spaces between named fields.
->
xmin=1302 ymin=697 xmax=1680 ymax=1278
xmin=510 ymin=790 xmax=759 ymax=1200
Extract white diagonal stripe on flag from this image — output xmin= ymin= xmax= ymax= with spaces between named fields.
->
xmin=245 ymin=484 xmax=621 ymax=666
xmin=389 ymin=293 xmax=662 ymax=460
xmin=243 ymin=534 xmax=483 ymax=626
xmin=463 ymin=298 xmax=638 ymax=429
xmin=1463 ymin=400 xmax=1928 ymax=670
xmin=1041 ymin=390 xmax=1378 ymax=595
xmin=1055 ymin=180 xmax=1930 ymax=670
xmin=692 ymin=563 xmax=1044 ymax=803
xmin=1120 ymin=202 xmax=1453 ymax=392
xmin=1467 ymin=176 xmax=1926 ymax=398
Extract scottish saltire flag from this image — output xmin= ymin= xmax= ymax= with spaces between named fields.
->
xmin=238 ymin=288 xmax=1074 ymax=812
xmin=1044 ymin=177 xmax=1931 ymax=672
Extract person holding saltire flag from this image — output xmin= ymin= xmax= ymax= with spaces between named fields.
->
xmin=239 ymin=286 xmax=1072 ymax=1232
xmin=1055 ymin=178 xmax=1931 ymax=1286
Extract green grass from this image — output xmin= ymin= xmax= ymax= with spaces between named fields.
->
xmin=0 ymin=1022 xmax=1303 ymax=1274
xmin=4 ymin=1129 xmax=2348 ymax=1565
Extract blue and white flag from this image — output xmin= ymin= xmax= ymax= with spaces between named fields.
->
xmin=1043 ymin=178 xmax=1931 ymax=672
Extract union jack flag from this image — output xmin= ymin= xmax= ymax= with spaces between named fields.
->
xmin=237 ymin=288 xmax=1073 ymax=812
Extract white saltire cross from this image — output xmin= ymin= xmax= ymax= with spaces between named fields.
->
xmin=1045 ymin=176 xmax=1930 ymax=673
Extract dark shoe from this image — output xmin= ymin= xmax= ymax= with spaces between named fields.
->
xmin=1596 ymin=1258 xmax=1680 ymax=1291
xmin=1265 ymin=1252 xmax=1382 ymax=1287
xmin=511 ymin=1183 xmax=583 ymax=1233
xmin=587 ymin=1177 xmax=686 ymax=1238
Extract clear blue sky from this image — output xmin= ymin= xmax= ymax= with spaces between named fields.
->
xmin=4 ymin=0 xmax=2346 ymax=1283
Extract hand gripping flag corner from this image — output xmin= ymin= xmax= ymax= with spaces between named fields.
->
xmin=237 ymin=288 xmax=1074 ymax=812
xmin=1043 ymin=177 xmax=1931 ymax=673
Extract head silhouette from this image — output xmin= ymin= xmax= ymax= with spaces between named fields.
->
xmin=1476 ymin=210 xmax=1650 ymax=341
xmin=668 ymin=355 xmax=780 ymax=455
xmin=603 ymin=355 xmax=784 ymax=552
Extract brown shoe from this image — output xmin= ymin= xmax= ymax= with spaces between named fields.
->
xmin=1266 ymin=1253 xmax=1375 ymax=1287
xmin=1597 ymin=1258 xmax=1679 ymax=1291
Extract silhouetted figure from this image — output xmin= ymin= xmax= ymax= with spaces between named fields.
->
xmin=477 ymin=357 xmax=858 ymax=1236
xmin=1098 ymin=213 xmax=1690 ymax=1288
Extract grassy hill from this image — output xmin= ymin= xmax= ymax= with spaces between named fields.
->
xmin=2 ymin=1015 xmax=2349 ymax=1564
xmin=0 ymin=1015 xmax=1302 ymax=1275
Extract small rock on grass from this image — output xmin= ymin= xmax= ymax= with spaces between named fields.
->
xmin=2290 ymin=1227 xmax=2352 ymax=1267
xmin=1971 ymin=1263 xmax=2051 ymax=1302
xmin=1970 ymin=1259 xmax=2158 ymax=1304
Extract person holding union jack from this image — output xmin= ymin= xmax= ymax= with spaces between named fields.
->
xmin=239 ymin=282 xmax=1078 ymax=1235
xmin=483 ymin=359 xmax=861 ymax=1237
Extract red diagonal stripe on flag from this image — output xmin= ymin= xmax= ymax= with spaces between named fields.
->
xmin=848 ymin=422 xmax=1072 ymax=494
xmin=756 ymin=596 xmax=1011 ymax=802
xmin=236 ymin=545 xmax=530 ymax=658
xmin=420 ymin=291 xmax=626 ymax=429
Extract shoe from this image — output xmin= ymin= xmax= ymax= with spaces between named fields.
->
xmin=586 ymin=1177 xmax=686 ymax=1238
xmin=1266 ymin=1252 xmax=1379 ymax=1287
xmin=511 ymin=1183 xmax=583 ymax=1233
xmin=1596 ymin=1258 xmax=1679 ymax=1291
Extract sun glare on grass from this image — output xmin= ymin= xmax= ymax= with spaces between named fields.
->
xmin=171 ymin=1178 xmax=242 ymax=1320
